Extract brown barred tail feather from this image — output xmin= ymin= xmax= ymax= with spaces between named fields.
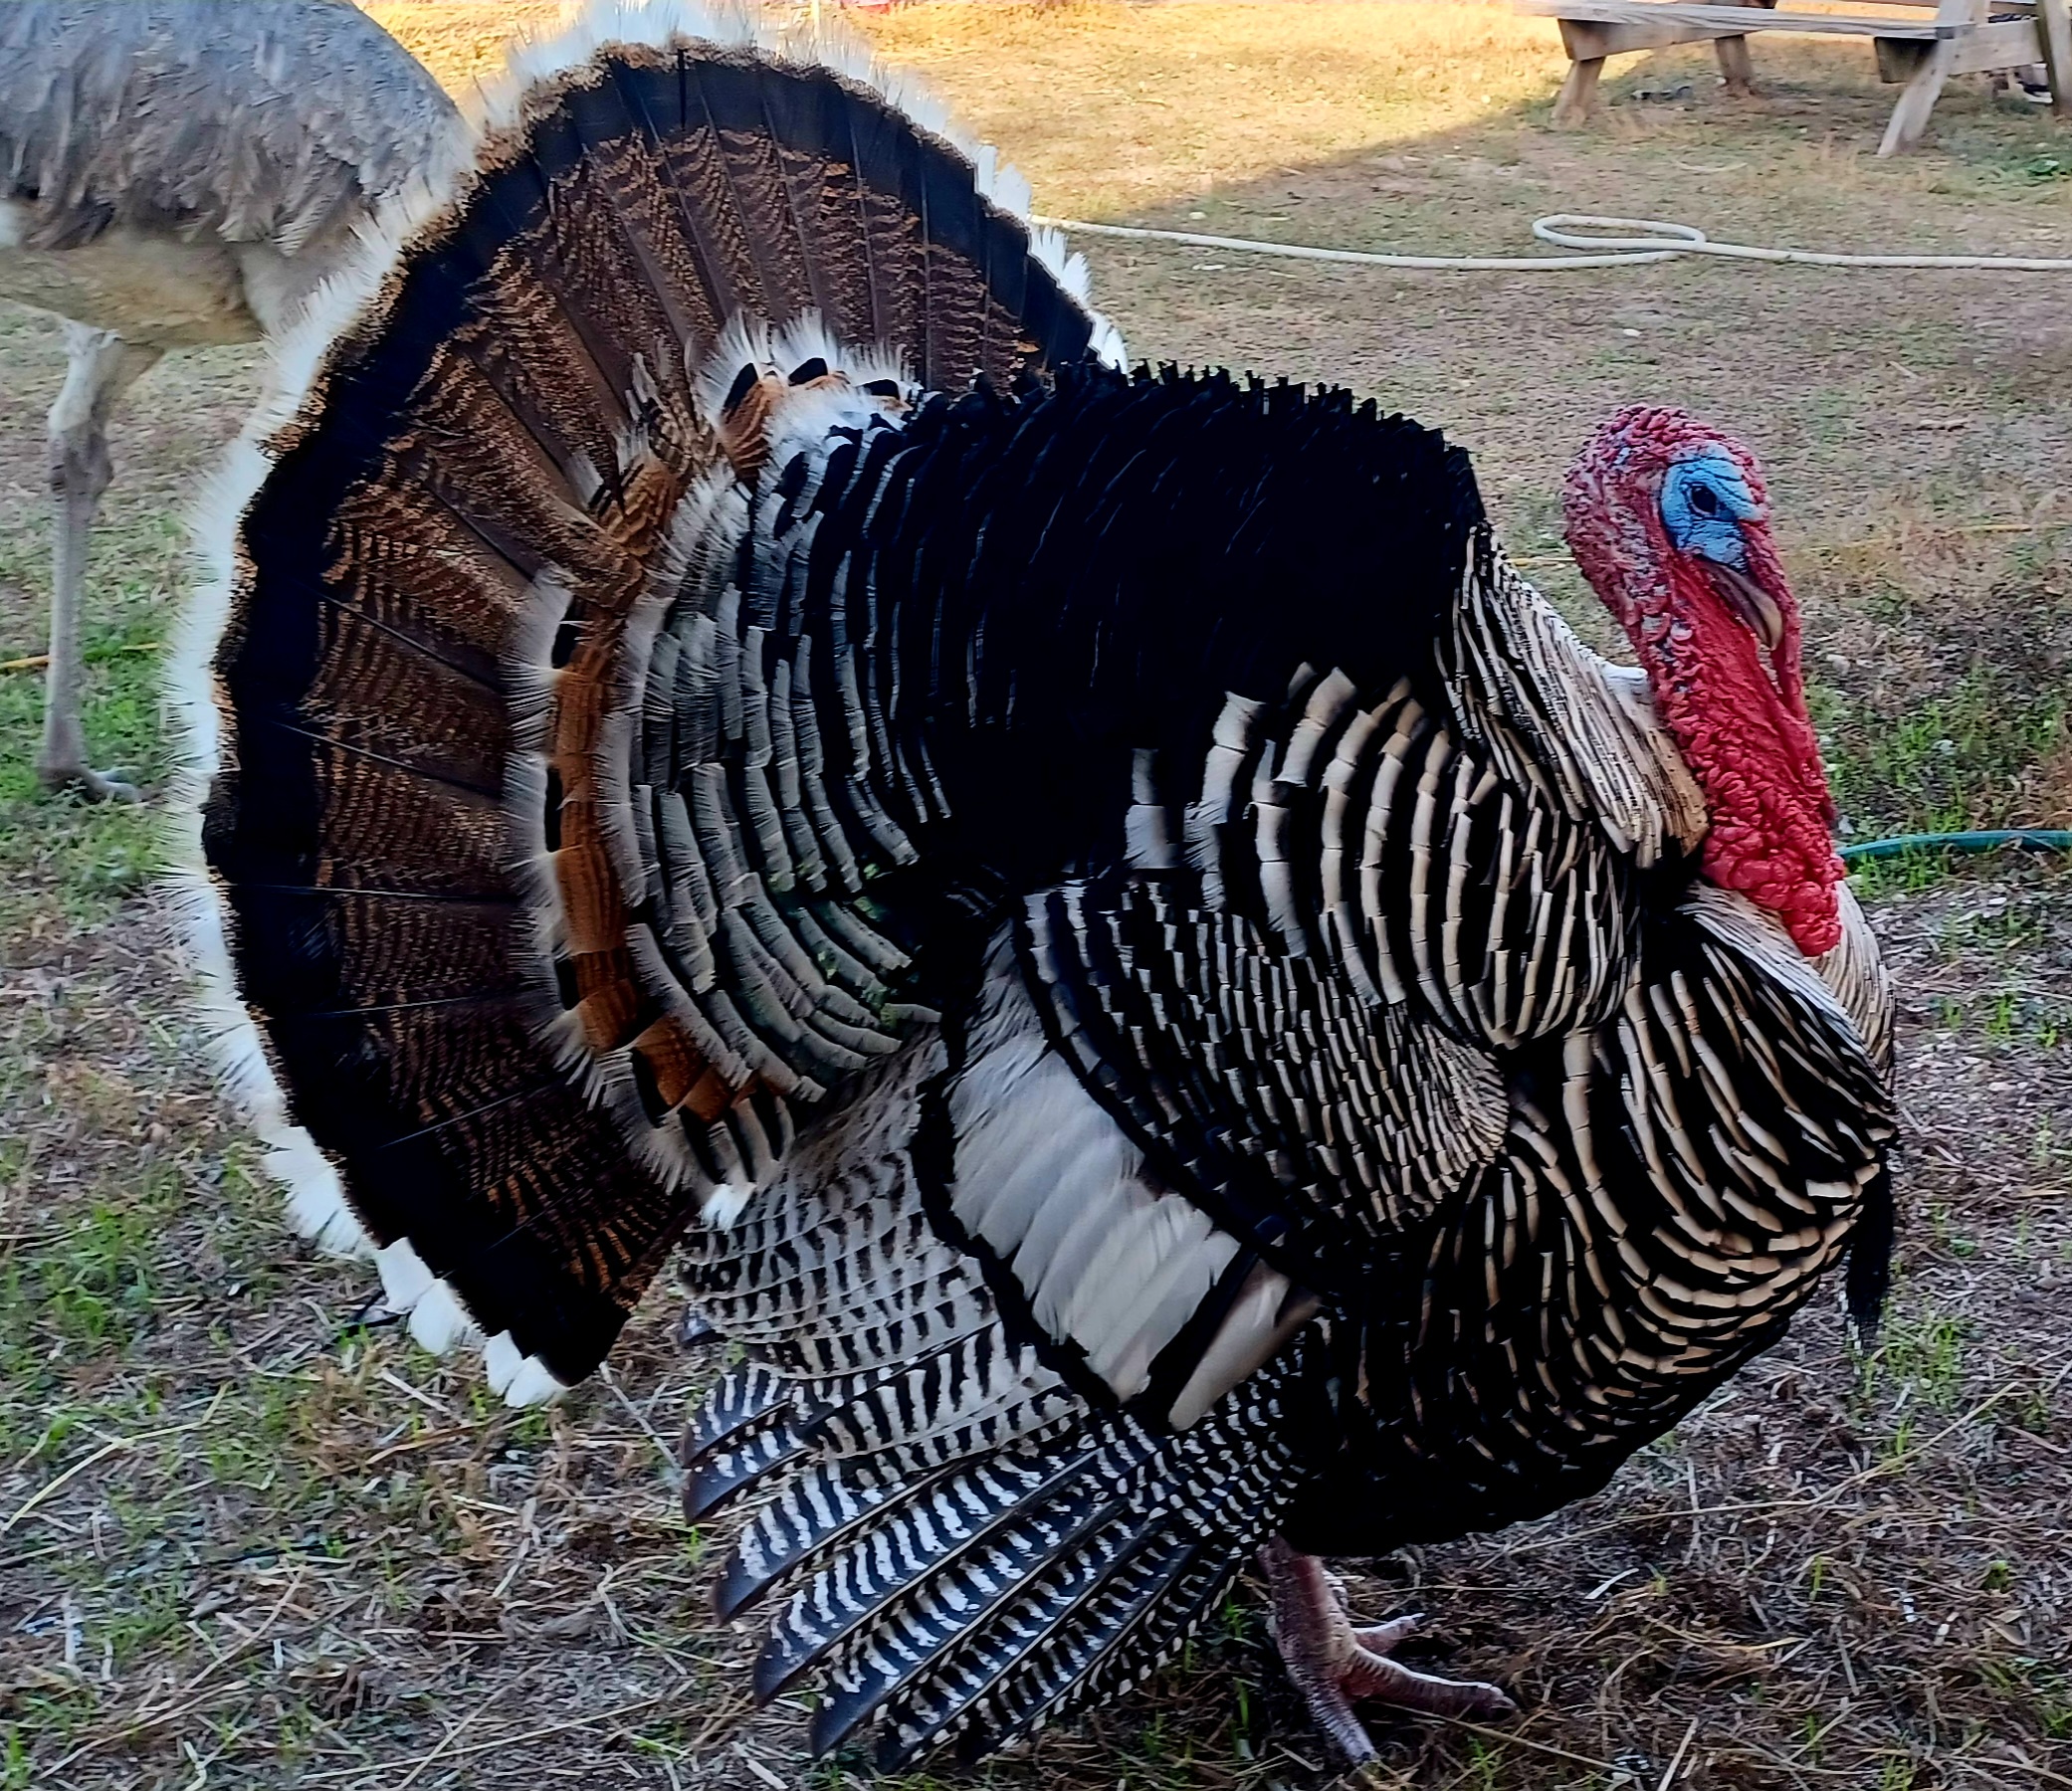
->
xmin=169 ymin=0 xmax=1119 ymax=1398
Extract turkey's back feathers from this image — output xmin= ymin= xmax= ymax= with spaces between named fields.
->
xmin=505 ymin=362 xmax=1496 ymax=1328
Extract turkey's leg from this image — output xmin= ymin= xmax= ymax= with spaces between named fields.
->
xmin=1260 ymin=1537 xmax=1516 ymax=1771
xmin=39 ymin=323 xmax=160 ymax=802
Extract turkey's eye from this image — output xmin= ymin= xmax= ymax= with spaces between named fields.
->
xmin=1688 ymin=483 xmax=1721 ymax=517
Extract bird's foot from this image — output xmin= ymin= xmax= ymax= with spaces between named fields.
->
xmin=36 ymin=761 xmax=139 ymax=803
xmin=1260 ymin=1537 xmax=1516 ymax=1773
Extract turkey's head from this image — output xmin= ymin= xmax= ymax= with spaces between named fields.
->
xmin=1561 ymin=405 xmax=1842 ymax=956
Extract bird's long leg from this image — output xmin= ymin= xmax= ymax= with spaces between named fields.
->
xmin=1260 ymin=1536 xmax=1517 ymax=1773
xmin=38 ymin=322 xmax=161 ymax=802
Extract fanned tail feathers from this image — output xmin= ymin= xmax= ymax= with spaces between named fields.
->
xmin=177 ymin=0 xmax=1119 ymax=1394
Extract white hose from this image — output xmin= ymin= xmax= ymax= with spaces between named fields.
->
xmin=1037 ymin=211 xmax=2072 ymax=273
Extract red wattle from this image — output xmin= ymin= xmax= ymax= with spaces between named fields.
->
xmin=1562 ymin=408 xmax=1843 ymax=960
xmin=1657 ymin=555 xmax=1843 ymax=958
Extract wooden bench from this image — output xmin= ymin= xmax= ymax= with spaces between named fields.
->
xmin=1517 ymin=0 xmax=2072 ymax=152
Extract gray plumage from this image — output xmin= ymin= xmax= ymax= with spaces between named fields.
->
xmin=1 ymin=0 xmax=457 ymax=268
xmin=0 ymin=0 xmax=461 ymax=797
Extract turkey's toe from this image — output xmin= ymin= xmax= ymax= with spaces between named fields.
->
xmin=1339 ymin=1635 xmax=1519 ymax=1720
xmin=1351 ymin=1613 xmax=1422 ymax=1654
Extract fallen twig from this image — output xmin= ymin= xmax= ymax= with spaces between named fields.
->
xmin=0 ymin=640 xmax=161 ymax=674
xmin=0 ymin=1388 xmax=227 ymax=1538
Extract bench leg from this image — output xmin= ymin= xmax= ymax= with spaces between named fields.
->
xmin=2037 ymin=0 xmax=2072 ymax=117
xmin=1879 ymin=38 xmax=1955 ymax=153
xmin=1714 ymin=33 xmax=1758 ymax=94
xmin=1553 ymin=56 xmax=1607 ymax=125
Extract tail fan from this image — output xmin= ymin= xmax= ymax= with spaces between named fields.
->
xmin=169 ymin=0 xmax=1121 ymax=1395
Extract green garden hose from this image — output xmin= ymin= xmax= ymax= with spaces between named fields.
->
xmin=1840 ymin=829 xmax=2072 ymax=863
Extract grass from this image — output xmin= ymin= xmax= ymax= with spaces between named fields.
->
xmin=3 ymin=3 xmax=2071 ymax=1787
xmin=860 ymin=1 xmax=1576 ymax=218
xmin=1820 ymin=665 xmax=2069 ymax=838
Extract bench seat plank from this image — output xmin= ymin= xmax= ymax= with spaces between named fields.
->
xmin=1523 ymin=0 xmax=2050 ymax=150
xmin=1518 ymin=0 xmax=1941 ymax=38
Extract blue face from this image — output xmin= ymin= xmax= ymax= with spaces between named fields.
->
xmin=1659 ymin=451 xmax=1759 ymax=570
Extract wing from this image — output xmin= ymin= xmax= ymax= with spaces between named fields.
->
xmin=952 ymin=547 xmax=1700 ymax=1419
xmin=1278 ymin=882 xmax=1897 ymax=1552
xmin=175 ymin=2 xmax=1119 ymax=1393
xmin=676 ymin=1036 xmax=1311 ymax=1769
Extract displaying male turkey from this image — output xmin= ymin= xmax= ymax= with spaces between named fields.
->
xmin=171 ymin=1 xmax=1897 ymax=1774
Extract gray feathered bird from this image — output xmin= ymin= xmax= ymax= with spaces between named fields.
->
xmin=172 ymin=1 xmax=1897 ymax=1772
xmin=1 ymin=0 xmax=459 ymax=799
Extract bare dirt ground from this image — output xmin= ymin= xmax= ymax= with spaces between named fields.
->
xmin=2 ymin=5 xmax=2069 ymax=1789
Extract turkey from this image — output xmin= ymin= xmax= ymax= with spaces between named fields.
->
xmin=170 ymin=0 xmax=1898 ymax=1774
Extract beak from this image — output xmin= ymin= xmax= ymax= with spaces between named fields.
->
xmin=1707 ymin=560 xmax=1786 ymax=654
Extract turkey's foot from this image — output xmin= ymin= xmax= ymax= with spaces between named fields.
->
xmin=1260 ymin=1537 xmax=1517 ymax=1773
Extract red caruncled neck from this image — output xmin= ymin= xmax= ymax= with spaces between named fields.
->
xmin=1563 ymin=409 xmax=1843 ymax=957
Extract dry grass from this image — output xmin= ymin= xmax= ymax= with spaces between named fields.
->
xmin=3 ymin=4 xmax=2071 ymax=1788
xmin=855 ymin=1 xmax=2072 ymax=227
xmin=858 ymin=1 xmax=1574 ymax=217
xmin=363 ymin=3 xmax=573 ymax=95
